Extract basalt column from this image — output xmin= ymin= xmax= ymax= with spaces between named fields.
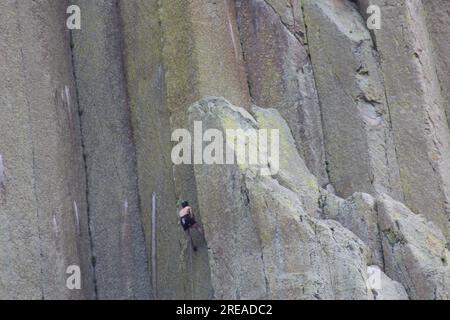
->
xmin=120 ymin=0 xmax=254 ymax=299
xmin=359 ymin=0 xmax=450 ymax=239
xmin=0 ymin=0 xmax=94 ymax=299
xmin=70 ymin=0 xmax=152 ymax=299
xmin=303 ymin=0 xmax=402 ymax=200
xmin=119 ymin=0 xmax=187 ymax=299
xmin=423 ymin=0 xmax=450 ymax=127
xmin=236 ymin=0 xmax=329 ymax=186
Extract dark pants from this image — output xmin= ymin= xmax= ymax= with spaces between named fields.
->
xmin=181 ymin=215 xmax=196 ymax=231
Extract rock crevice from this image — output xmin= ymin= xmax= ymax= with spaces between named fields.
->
xmin=2 ymin=0 xmax=450 ymax=300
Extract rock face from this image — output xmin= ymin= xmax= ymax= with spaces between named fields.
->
xmin=70 ymin=0 xmax=151 ymax=299
xmin=367 ymin=265 xmax=408 ymax=300
xmin=0 ymin=0 xmax=94 ymax=299
xmin=357 ymin=0 xmax=450 ymax=240
xmin=377 ymin=194 xmax=450 ymax=300
xmin=1 ymin=0 xmax=450 ymax=300
xmin=251 ymin=106 xmax=320 ymax=217
xmin=303 ymin=0 xmax=402 ymax=200
xmin=189 ymin=97 xmax=373 ymax=299
xmin=423 ymin=0 xmax=450 ymax=127
xmin=236 ymin=0 xmax=329 ymax=186
xmin=322 ymin=192 xmax=384 ymax=268
xmin=119 ymin=0 xmax=187 ymax=299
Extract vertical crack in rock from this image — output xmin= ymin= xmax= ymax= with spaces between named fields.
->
xmin=12 ymin=0 xmax=97 ymax=299
xmin=116 ymin=0 xmax=154 ymax=299
xmin=2 ymin=0 xmax=450 ymax=301
xmin=373 ymin=199 xmax=386 ymax=271
xmin=349 ymin=2 xmax=401 ymax=196
xmin=300 ymin=0 xmax=333 ymax=188
xmin=359 ymin=0 xmax=450 ymax=240
xmin=302 ymin=0 xmax=402 ymax=201
xmin=233 ymin=1 xmax=254 ymax=103
xmin=68 ymin=22 xmax=98 ymax=300
xmin=70 ymin=0 xmax=152 ymax=299
xmin=189 ymin=97 xmax=374 ymax=300
xmin=120 ymin=0 xmax=220 ymax=299
xmin=236 ymin=0 xmax=329 ymax=186
xmin=262 ymin=0 xmax=304 ymax=43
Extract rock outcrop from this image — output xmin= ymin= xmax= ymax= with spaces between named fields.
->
xmin=322 ymin=192 xmax=384 ymax=268
xmin=377 ymin=194 xmax=450 ymax=300
xmin=367 ymin=265 xmax=408 ymax=300
xmin=236 ymin=0 xmax=328 ymax=186
xmin=190 ymin=96 xmax=450 ymax=300
xmin=1 ymin=0 xmax=450 ymax=300
xmin=251 ymin=106 xmax=320 ymax=217
xmin=189 ymin=97 xmax=373 ymax=299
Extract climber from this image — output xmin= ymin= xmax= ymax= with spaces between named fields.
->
xmin=179 ymin=200 xmax=203 ymax=251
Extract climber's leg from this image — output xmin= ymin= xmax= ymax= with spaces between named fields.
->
xmin=186 ymin=228 xmax=197 ymax=251
xmin=192 ymin=222 xmax=204 ymax=236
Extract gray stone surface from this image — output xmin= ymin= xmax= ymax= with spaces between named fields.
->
xmin=2 ymin=0 xmax=450 ymax=300
xmin=359 ymin=0 xmax=450 ymax=240
xmin=70 ymin=0 xmax=151 ymax=299
xmin=303 ymin=0 xmax=402 ymax=200
xmin=251 ymin=106 xmax=320 ymax=217
xmin=190 ymin=97 xmax=373 ymax=299
xmin=322 ymin=192 xmax=383 ymax=268
xmin=367 ymin=265 xmax=409 ymax=300
xmin=189 ymin=98 xmax=267 ymax=299
xmin=377 ymin=194 xmax=450 ymax=300
xmin=420 ymin=0 xmax=450 ymax=127
xmin=119 ymin=0 xmax=254 ymax=300
xmin=119 ymin=0 xmax=204 ymax=299
xmin=0 ymin=0 xmax=94 ymax=299
xmin=237 ymin=0 xmax=329 ymax=186
xmin=248 ymin=175 xmax=372 ymax=299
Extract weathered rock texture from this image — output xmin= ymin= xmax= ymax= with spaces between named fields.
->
xmin=357 ymin=0 xmax=450 ymax=240
xmin=1 ymin=0 xmax=450 ymax=300
xmin=0 ymin=0 xmax=94 ymax=299
xmin=367 ymin=265 xmax=408 ymax=300
xmin=189 ymin=97 xmax=373 ymax=299
xmin=236 ymin=0 xmax=328 ymax=186
xmin=423 ymin=0 xmax=450 ymax=127
xmin=378 ymin=194 xmax=450 ymax=300
xmin=322 ymin=192 xmax=384 ymax=268
xmin=70 ymin=0 xmax=151 ymax=299
xmin=304 ymin=0 xmax=402 ymax=200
